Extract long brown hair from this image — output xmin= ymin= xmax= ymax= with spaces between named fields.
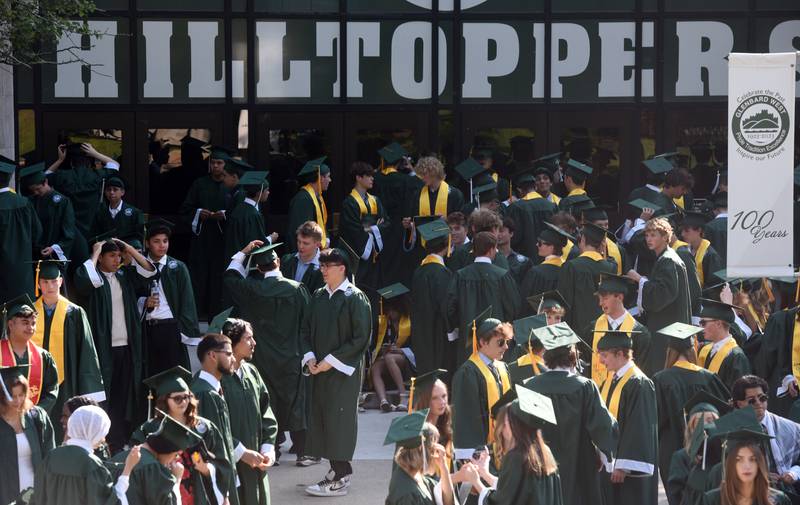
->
xmin=683 ymin=411 xmax=719 ymax=452
xmin=414 ymin=379 xmax=452 ymax=450
xmin=665 ymin=345 xmax=698 ymax=369
xmin=720 ymin=441 xmax=773 ymax=505
xmin=394 ymin=423 xmax=439 ymax=476
xmin=0 ymin=375 xmax=33 ymax=416
xmin=496 ymin=404 xmax=558 ymax=476
xmin=154 ymin=394 xmax=199 ymax=428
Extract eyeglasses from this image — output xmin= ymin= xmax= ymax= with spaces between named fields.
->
xmin=169 ymin=394 xmax=192 ymax=403
xmin=744 ymin=394 xmax=768 ymax=406
xmin=214 ymin=349 xmax=233 ymax=357
xmin=698 ymin=320 xmax=713 ymax=327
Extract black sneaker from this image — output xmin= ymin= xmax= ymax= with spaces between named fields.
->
xmin=296 ymin=455 xmax=322 ymax=467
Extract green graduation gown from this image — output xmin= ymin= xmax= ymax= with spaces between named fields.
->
xmin=627 ymin=186 xmax=676 ymax=216
xmin=445 ymin=243 xmax=510 ymax=273
xmin=667 ymin=449 xmax=692 ymax=505
xmin=89 ymin=201 xmax=144 ymax=246
xmin=131 ymin=416 xmax=235 ymax=505
xmin=30 ymin=189 xmax=79 ymax=261
xmin=698 ymin=340 xmax=751 ymax=392
xmin=504 ymin=250 xmax=531 ymax=287
xmin=0 ymin=405 xmax=55 ymax=505
xmin=47 ymin=165 xmax=111 ymax=240
xmin=755 ymin=307 xmax=800 ymax=417
xmin=125 ymin=447 xmax=179 ymax=505
xmin=506 ymin=356 xmax=547 ymax=385
xmin=74 ymin=261 xmax=147 ymax=425
xmin=557 ymin=190 xmax=593 ymax=212
xmin=224 ymin=269 xmax=310 ymax=433
xmin=6 ymin=342 xmax=60 ymax=415
xmin=519 ymin=260 xmax=562 ymax=308
xmin=223 ymin=201 xmax=270 ymax=264
xmin=504 ymin=196 xmax=557 ymax=259
xmin=286 ymin=188 xmax=329 ymax=253
xmin=556 ymin=252 xmax=616 ymax=333
xmin=180 ymin=175 xmax=229 ymax=318
xmin=695 ymin=244 xmax=724 ymax=290
xmin=703 ymin=489 xmax=790 ymax=505
xmin=0 ymin=190 xmax=42 ymax=301
xmin=640 ymin=247 xmax=692 ymax=375
xmin=582 ymin=315 xmax=654 ymax=379
xmin=338 ymin=190 xmax=389 ymax=291
xmin=221 ymin=363 xmax=279 ymax=505
xmin=301 ymin=281 xmax=372 ymax=462
xmin=523 ymin=370 xmax=618 ymax=505
xmin=446 ymin=261 xmax=522 ymax=365
xmin=33 ymin=445 xmax=121 ymax=505
xmin=703 ymin=217 xmax=727 ymax=264
xmin=279 ymin=253 xmax=324 ymax=293
xmin=373 ymin=170 xmax=420 ymax=286
xmin=191 ymin=373 xmax=240 ymax=505
xmin=599 ymin=367 xmax=658 ymax=505
xmin=451 ymin=357 xmax=509 ymax=456
xmin=652 ymin=364 xmax=729 ymax=486
xmin=385 ymin=466 xmax=441 ymax=505
xmin=410 ymin=258 xmax=453 ymax=376
xmin=480 ymin=448 xmax=564 ymax=505
xmin=405 ymin=184 xmax=465 ymax=266
xmin=673 ymin=243 xmax=702 ymax=317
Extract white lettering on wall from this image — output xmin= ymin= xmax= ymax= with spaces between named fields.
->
xmin=532 ymin=23 xmax=544 ymax=98
xmin=391 ymin=22 xmax=447 ymax=99
xmin=642 ymin=21 xmax=654 ymax=98
xmin=462 ymin=23 xmax=519 ymax=98
xmin=54 ymin=20 xmax=118 ymax=98
xmin=598 ymin=22 xmax=635 ymax=97
xmin=142 ymin=21 xmax=173 ymax=98
xmin=257 ymin=21 xmax=311 ymax=98
xmin=188 ymin=22 xmax=225 ymax=98
xmin=315 ymin=22 xmax=340 ymax=98
xmin=347 ymin=22 xmax=381 ymax=98
xmin=675 ymin=21 xmax=733 ymax=97
xmin=551 ymin=23 xmax=590 ymax=99
xmin=768 ymin=20 xmax=800 ymax=96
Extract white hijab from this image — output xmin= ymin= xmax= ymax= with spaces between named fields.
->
xmin=65 ymin=405 xmax=111 ymax=453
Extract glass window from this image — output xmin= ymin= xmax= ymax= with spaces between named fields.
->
xmin=147 ymin=128 xmax=212 ymax=214
xmin=552 ymin=0 xmax=634 ymax=12
xmin=665 ymin=109 xmax=727 ymax=198
xmin=18 ymin=110 xmax=36 ymax=163
xmin=465 ymin=127 xmax=537 ymax=185
xmin=138 ymin=0 xmax=224 ymax=10
xmin=355 ymin=127 xmax=416 ymax=168
xmin=664 ymin=0 xmax=747 ymax=10
xmin=266 ymin=127 xmax=332 ymax=214
xmin=58 ymin=129 xmax=124 ymax=164
xmin=438 ymin=109 xmax=455 ymax=169
xmin=347 ymin=0 xmax=428 ymax=13
xmin=255 ymin=0 xmax=338 ymax=12
xmin=15 ymin=66 xmax=34 ymax=104
xmin=466 ymin=0 xmax=544 ymax=13
xmin=232 ymin=19 xmax=249 ymax=103
xmin=559 ymin=126 xmax=623 ymax=207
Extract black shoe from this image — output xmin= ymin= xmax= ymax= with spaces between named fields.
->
xmin=296 ymin=456 xmax=322 ymax=467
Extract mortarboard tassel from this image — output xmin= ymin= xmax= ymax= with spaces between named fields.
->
xmin=147 ymin=390 xmax=154 ymax=420
xmin=761 ymin=278 xmax=775 ymax=304
xmin=34 ymin=261 xmax=41 ymax=298
xmin=408 ymin=377 xmax=415 ymax=414
xmin=472 ymin=320 xmax=478 ymax=355
xmin=701 ymin=432 xmax=708 ymax=470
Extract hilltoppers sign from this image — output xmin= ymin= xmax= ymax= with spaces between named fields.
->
xmin=42 ymin=18 xmax=799 ymax=103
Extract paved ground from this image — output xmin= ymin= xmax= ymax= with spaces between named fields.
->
xmin=267 ymin=409 xmax=671 ymax=504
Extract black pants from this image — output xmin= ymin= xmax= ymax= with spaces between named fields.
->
xmin=145 ymin=319 xmax=188 ymax=376
xmin=107 ymin=345 xmax=132 ymax=453
xmin=330 ymin=460 xmax=352 ymax=480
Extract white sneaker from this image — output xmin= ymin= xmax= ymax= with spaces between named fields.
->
xmin=305 ymin=471 xmax=349 ymax=497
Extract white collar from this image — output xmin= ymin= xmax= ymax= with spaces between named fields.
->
xmin=325 ymin=278 xmax=353 ymax=298
xmin=65 ymin=438 xmax=94 ymax=454
xmin=464 ymin=236 xmax=471 ymax=244
xmin=474 ymin=256 xmax=492 ymax=264
xmin=614 ymin=359 xmax=635 ymax=379
xmin=761 ymin=410 xmax=774 ymax=432
xmin=0 ymin=187 xmax=10 ymax=194
xmin=553 ymin=366 xmax=576 ymax=375
xmin=244 ymin=197 xmax=258 ymax=208
xmin=711 ymin=335 xmax=733 ymax=355
xmin=148 ymin=255 xmax=168 ymax=266
xmin=715 ymin=212 xmax=727 ymax=219
xmin=645 ymin=184 xmax=661 ymax=192
xmin=198 ymin=370 xmax=221 ymax=391
xmin=298 ymin=250 xmax=320 ymax=267
xmin=109 ymin=201 xmax=123 ymax=212
xmin=606 ymin=311 xmax=629 ymax=328
xmin=477 ymin=352 xmax=493 ymax=366
xmin=264 ymin=270 xmax=282 ymax=279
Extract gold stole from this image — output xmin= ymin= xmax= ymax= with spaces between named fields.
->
xmin=420 ymin=254 xmax=445 ymax=267
xmin=516 ymin=352 xmax=545 ymax=376
xmin=372 ymin=314 xmax=411 ymax=365
xmin=560 ymin=240 xmax=574 ymax=262
xmin=0 ymin=340 xmax=44 ymax=404
xmin=32 ymin=296 xmax=68 ymax=384
xmin=674 ymin=196 xmax=685 ymax=209
xmin=380 ymin=161 xmax=398 ymax=175
xmin=791 ymin=315 xmax=800 ymax=386
xmin=522 ymin=191 xmax=542 ymax=201
xmin=491 ymin=173 xmax=498 ymax=183
xmin=606 ymin=238 xmax=622 ymax=275
xmin=349 ymin=189 xmax=378 ymax=216
xmin=694 ymin=239 xmax=711 ymax=287
xmin=419 ymin=181 xmax=450 ymax=217
xmin=672 ymin=360 xmax=703 ymax=372
xmin=302 ymin=184 xmax=328 ymax=245
xmin=468 ymin=353 xmax=511 ymax=444
xmin=698 ymin=339 xmax=739 ymax=374
xmin=541 ymin=256 xmax=565 ymax=268
xmin=592 ymin=313 xmax=636 ymax=385
xmin=567 ymin=188 xmax=587 ymax=197
xmin=548 ymin=193 xmax=561 ymax=205
xmin=579 ymin=250 xmax=605 ymax=262
xmin=600 ymin=364 xmax=640 ymax=418
xmin=671 ymin=240 xmax=689 ymax=251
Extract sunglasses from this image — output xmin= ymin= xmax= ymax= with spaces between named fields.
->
xmin=744 ymin=394 xmax=768 ymax=406
xmin=169 ymin=393 xmax=192 ymax=403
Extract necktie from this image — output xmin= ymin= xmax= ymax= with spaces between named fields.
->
xmin=362 ymin=193 xmax=370 ymax=210
xmin=487 ymin=363 xmax=502 ymax=394
xmin=218 ymin=385 xmax=224 ymax=398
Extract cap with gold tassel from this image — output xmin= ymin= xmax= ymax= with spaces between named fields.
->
xmin=470 ymin=306 xmax=496 ymax=356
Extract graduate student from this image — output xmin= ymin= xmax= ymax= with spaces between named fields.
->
xmin=0 ymin=364 xmax=56 ymax=505
xmin=451 ymin=313 xmax=512 ymax=461
xmin=0 ymin=159 xmax=42 ymax=302
xmin=704 ymin=192 xmax=728 ymax=264
xmin=557 ymin=159 xmax=593 ymax=211
xmin=680 ymin=212 xmax=724 ymax=289
xmin=133 ymin=366 xmax=234 ymax=505
xmin=384 ymin=410 xmax=456 ymax=505
xmin=584 ymin=205 xmax=625 ymax=275
xmin=496 ymin=216 xmax=531 ymax=286
xmin=221 ymin=318 xmax=279 ymax=505
xmin=533 ymin=154 xmax=562 ymax=205
xmin=697 ymin=299 xmax=751 ymax=391
xmin=226 ymin=240 xmax=312 ymax=466
xmin=19 ymin=162 xmax=79 ymax=263
xmin=519 ymin=223 xmax=573 ymax=301
xmin=222 ymin=170 xmax=278 ymax=263
xmin=526 ymin=290 xmax=569 ymax=326
xmin=596 ymin=331 xmax=658 ymax=505
xmin=446 ymin=232 xmax=521 ymax=366
xmin=506 ymin=314 xmax=549 ymax=385
xmin=280 ymin=220 xmax=325 ymax=293
xmin=557 ymin=222 xmax=616 ymax=332
xmin=371 ymin=283 xmax=414 ymax=412
xmin=138 ymin=219 xmax=202 ymax=375
xmin=653 ymin=322 xmax=730 ymax=486
xmin=445 ymin=209 xmax=511 ymax=272
xmin=407 ymin=369 xmax=453 ymax=460
xmin=522 ymin=322 xmax=618 ymax=505
xmin=503 ymin=169 xmax=557 ymax=259
xmin=74 ymin=236 xmax=155 ymax=452
xmin=34 ymin=406 xmax=140 ymax=505
xmin=287 ymin=158 xmax=331 ymax=252
xmin=410 ymin=220 xmax=455 ymax=377
xmin=301 ymin=247 xmax=372 ymax=497
xmin=180 ymin=145 xmax=235 ymax=320
xmin=755 ymin=302 xmax=800 ymax=417
xmin=32 ymin=260 xmax=105 ymax=435
xmin=89 ymin=176 xmax=145 ymax=250
xmin=626 ymin=157 xmax=675 ymax=213
xmin=0 ymin=294 xmax=59 ymax=413
xmin=467 ymin=386 xmax=564 ymax=505
xmin=626 ymin=217 xmax=692 ymax=374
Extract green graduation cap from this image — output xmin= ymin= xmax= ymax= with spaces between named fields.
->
xmin=1 ymin=294 xmax=36 ymax=320
xmin=527 ymin=290 xmax=569 ymax=313
xmin=597 ymin=273 xmax=636 ymax=295
xmin=533 ymin=153 xmax=561 ymax=173
xmin=681 ymin=211 xmax=711 ymax=229
xmin=238 ymin=170 xmax=268 ymax=188
xmin=248 ymin=242 xmax=283 ymax=269
xmin=684 ymin=390 xmax=731 ymax=418
xmin=596 ymin=330 xmax=640 ymax=351
xmin=416 ymin=219 xmax=451 ymax=250
xmin=511 ymin=385 xmax=557 ymax=428
xmin=583 ymin=206 xmax=609 ymax=223
xmin=147 ymin=412 xmax=204 ymax=454
xmin=33 ymin=259 xmax=69 ymax=281
xmin=581 ymin=222 xmax=610 ymax=243
xmin=687 ymin=418 xmax=714 ymax=465
xmin=208 ymin=307 xmax=234 ymax=334
xmin=491 ymin=387 xmax=517 ymax=419
xmin=539 ymin=222 xmax=574 ymax=247
xmin=455 ymin=158 xmax=486 ymax=182
xmin=19 ymin=162 xmax=46 ymax=186
xmin=383 ymin=409 xmax=430 ymax=448
xmin=209 ymin=145 xmax=235 ymax=160
xmin=708 ymin=406 xmax=769 ymax=442
xmin=90 ymin=229 xmax=118 ymax=244
xmin=642 ymin=157 xmax=673 ymax=175
xmin=698 ymin=298 xmax=740 ymax=324
xmin=472 ymin=181 xmax=498 ymax=201
xmin=298 ymin=157 xmax=331 ymax=178
xmin=531 ymin=322 xmax=582 ymax=351
xmin=335 ymin=237 xmax=360 ymax=274
xmin=514 ymin=167 xmax=537 ymax=186
xmin=628 ymin=198 xmax=662 ymax=213
xmin=377 ymin=283 xmax=410 ymax=300
xmin=512 ymin=314 xmax=548 ymax=347
xmin=408 ymin=369 xmax=447 ymax=411
xmin=0 ymin=159 xmax=15 ymax=175
xmin=472 ymin=306 xmax=501 ymax=341
xmin=657 ymin=322 xmax=703 ymax=351
xmin=378 ymin=142 xmax=408 ymax=164
xmin=143 ymin=366 xmax=193 ymax=398
xmin=412 ymin=215 xmax=442 ymax=230
xmin=0 ymin=365 xmax=30 ymax=401
xmin=564 ymin=159 xmax=592 ymax=178
xmin=105 ymin=176 xmax=125 ymax=189
xmin=654 ymin=151 xmax=680 ymax=166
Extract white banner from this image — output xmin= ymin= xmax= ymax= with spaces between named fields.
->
xmin=727 ymin=52 xmax=796 ymax=277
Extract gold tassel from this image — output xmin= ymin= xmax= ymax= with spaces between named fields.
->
xmin=447 ymin=233 xmax=452 ymax=258
xmin=34 ymin=261 xmax=41 ymax=298
xmin=509 ymin=181 xmax=513 ymax=201
xmin=472 ymin=320 xmax=478 ymax=355
xmin=762 ymin=278 xmax=775 ymax=304
xmin=795 ymin=276 xmax=799 ymax=304
xmin=408 ymin=377 xmax=415 ymax=414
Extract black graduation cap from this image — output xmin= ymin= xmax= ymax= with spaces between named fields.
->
xmin=18 ymin=162 xmax=46 ymax=186
xmin=698 ymin=298 xmax=740 ymax=324
xmin=708 ymin=406 xmax=769 ymax=442
xmin=657 ymin=322 xmax=703 ymax=351
xmin=145 ymin=218 xmax=175 ymax=240
xmin=531 ymin=322 xmax=583 ymax=351
xmin=684 ymin=390 xmax=731 ymax=418
xmin=247 ymin=242 xmax=283 ymax=270
xmin=512 ymin=314 xmax=548 ymax=347
xmin=596 ymin=273 xmax=636 ymax=295
xmin=681 ymin=211 xmax=711 ymax=229
xmin=0 ymin=365 xmax=30 ymax=401
xmin=527 ymin=290 xmax=569 ymax=313
xmin=595 ymin=330 xmax=639 ymax=351
xmin=510 ymin=385 xmax=557 ymax=428
xmin=0 ymin=159 xmax=15 ymax=175
xmin=583 ymin=206 xmax=610 ymax=223
xmin=581 ymin=222 xmax=610 ymax=243
xmin=207 ymin=307 xmax=234 ymax=334
xmin=538 ymin=222 xmax=574 ymax=248
xmin=209 ymin=145 xmax=235 ymax=160
xmin=146 ymin=412 xmax=204 ymax=454
xmin=642 ymin=157 xmax=673 ymax=175
xmin=104 ymin=175 xmax=125 ymax=189
xmin=408 ymin=369 xmax=447 ymax=411
xmin=383 ymin=409 xmax=430 ymax=448
xmin=143 ymin=366 xmax=193 ymax=398
xmin=564 ymin=159 xmax=592 ymax=179
xmin=377 ymin=142 xmax=408 ymax=165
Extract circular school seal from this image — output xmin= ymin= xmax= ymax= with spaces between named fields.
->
xmin=168 ymin=260 xmax=178 ymax=270
xmin=52 ymin=194 xmax=62 ymax=203
xmin=731 ymin=92 xmax=791 ymax=155
xmin=124 ymin=208 xmax=133 ymax=217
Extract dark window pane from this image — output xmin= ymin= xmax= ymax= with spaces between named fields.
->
xmin=147 ymin=128 xmax=212 ymax=214
xmin=138 ymin=0 xmax=223 ymax=10
xmin=18 ymin=110 xmax=36 ymax=163
xmin=255 ymin=0 xmax=338 ymax=12
xmin=267 ymin=128 xmax=332 ymax=214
